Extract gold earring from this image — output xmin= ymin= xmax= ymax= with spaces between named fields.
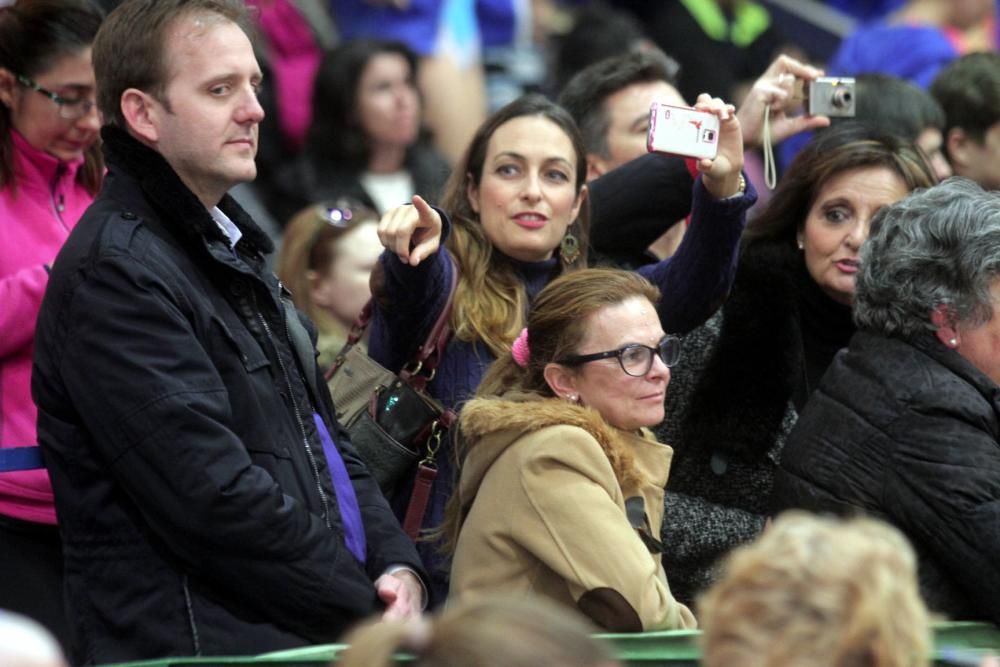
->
xmin=560 ymin=233 xmax=581 ymax=265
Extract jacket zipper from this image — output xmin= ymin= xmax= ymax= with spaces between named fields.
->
xmin=49 ymin=164 xmax=70 ymax=232
xmin=182 ymin=575 xmax=201 ymax=656
xmin=252 ymin=291 xmax=331 ymax=528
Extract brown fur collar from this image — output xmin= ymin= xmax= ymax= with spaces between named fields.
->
xmin=460 ymin=392 xmax=643 ymax=492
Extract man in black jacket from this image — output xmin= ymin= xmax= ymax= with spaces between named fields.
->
xmin=32 ymin=1 xmax=425 ymax=664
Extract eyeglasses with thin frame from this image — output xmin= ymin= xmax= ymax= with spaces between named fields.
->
xmin=16 ymin=74 xmax=96 ymax=120
xmin=557 ymin=335 xmax=681 ymax=377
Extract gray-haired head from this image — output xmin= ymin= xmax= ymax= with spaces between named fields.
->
xmin=854 ymin=177 xmax=1000 ymax=338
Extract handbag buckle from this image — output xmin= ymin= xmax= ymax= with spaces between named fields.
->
xmin=419 ymin=420 xmax=444 ymax=468
xmin=402 ymin=360 xmax=437 ymax=383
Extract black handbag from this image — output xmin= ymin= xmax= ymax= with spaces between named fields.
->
xmin=325 ymin=263 xmax=458 ymax=537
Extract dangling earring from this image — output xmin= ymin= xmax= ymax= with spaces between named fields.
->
xmin=560 ymin=233 xmax=581 ymax=265
xmin=796 ymin=237 xmax=804 ymax=250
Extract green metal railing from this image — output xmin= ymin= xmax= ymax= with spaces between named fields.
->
xmin=100 ymin=621 xmax=1000 ymax=667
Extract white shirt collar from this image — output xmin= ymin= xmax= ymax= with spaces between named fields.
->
xmin=210 ymin=206 xmax=243 ymax=250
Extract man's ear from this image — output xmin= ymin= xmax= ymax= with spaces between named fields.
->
xmin=120 ymin=87 xmax=161 ymax=145
xmin=586 ymin=153 xmax=607 ymax=182
xmin=543 ymin=362 xmax=578 ymax=400
xmin=931 ymin=304 xmax=960 ymax=348
xmin=306 ymin=269 xmax=331 ymax=309
xmin=465 ymin=173 xmax=480 ymax=215
xmin=945 ymin=127 xmax=976 ymax=173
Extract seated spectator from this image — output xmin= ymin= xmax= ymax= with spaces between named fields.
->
xmin=563 ymin=51 xmax=827 ymax=266
xmin=772 ymin=177 xmax=1000 ymax=624
xmin=0 ymin=0 xmax=103 ymax=651
xmin=339 ymin=594 xmax=620 ymax=667
xmin=930 ymin=52 xmax=1000 ymax=190
xmin=276 ymin=199 xmax=381 ymax=370
xmin=657 ymin=124 xmax=936 ymax=606
xmin=442 ymin=268 xmax=696 ymax=632
xmin=558 ymin=48 xmax=688 ymax=264
xmin=329 ymin=0 xmax=487 ymax=165
xmin=558 ymin=49 xmax=684 ymax=182
xmin=272 ymin=39 xmax=450 ymax=224
xmin=371 ymin=92 xmax=754 ymax=602
xmin=699 ymin=512 xmax=931 ymax=667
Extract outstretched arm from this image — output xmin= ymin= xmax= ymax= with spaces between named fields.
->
xmin=368 ymin=196 xmax=455 ymax=374
xmin=638 ymin=95 xmax=757 ymax=334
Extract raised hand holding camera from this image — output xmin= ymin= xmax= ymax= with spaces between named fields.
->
xmin=804 ymin=76 xmax=856 ymax=117
xmin=647 ymin=94 xmax=745 ymax=200
xmin=647 ymin=102 xmax=721 ymax=160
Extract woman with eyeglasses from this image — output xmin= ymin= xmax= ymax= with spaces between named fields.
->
xmin=440 ymin=268 xmax=696 ymax=631
xmin=276 ymin=199 xmax=382 ymax=370
xmin=654 ymin=124 xmax=938 ymax=608
xmin=0 ymin=0 xmax=103 ymax=650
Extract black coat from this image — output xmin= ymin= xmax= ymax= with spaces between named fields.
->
xmin=772 ymin=331 xmax=1000 ymax=623
xmin=32 ymin=126 xmax=423 ymax=665
xmin=655 ymin=241 xmax=854 ymax=605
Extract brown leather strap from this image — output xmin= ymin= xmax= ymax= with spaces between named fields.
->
xmin=402 ymin=463 xmax=437 ymax=540
xmin=328 ymin=254 xmax=458 ymax=385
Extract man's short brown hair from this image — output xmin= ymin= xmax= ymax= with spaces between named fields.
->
xmin=93 ymin=0 xmax=254 ymax=129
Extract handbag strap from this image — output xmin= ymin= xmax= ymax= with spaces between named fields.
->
xmin=400 ymin=254 xmax=459 ymax=393
xmin=327 ymin=254 xmax=459 ymax=394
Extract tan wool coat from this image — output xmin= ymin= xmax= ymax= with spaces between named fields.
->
xmin=448 ymin=393 xmax=697 ymax=632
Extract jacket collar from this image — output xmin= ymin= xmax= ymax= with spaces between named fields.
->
xmin=900 ymin=331 xmax=1000 ymax=406
xmin=100 ymin=124 xmax=274 ymax=256
xmin=679 ymin=240 xmax=806 ymax=460
xmin=11 ymin=129 xmax=84 ymax=195
xmin=458 ymin=391 xmax=670 ymax=498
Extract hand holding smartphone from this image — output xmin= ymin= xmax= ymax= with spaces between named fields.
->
xmin=647 ymin=102 xmax=721 ymax=160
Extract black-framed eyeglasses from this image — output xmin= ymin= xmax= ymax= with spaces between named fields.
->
xmin=16 ymin=74 xmax=96 ymax=120
xmin=557 ymin=335 xmax=681 ymax=377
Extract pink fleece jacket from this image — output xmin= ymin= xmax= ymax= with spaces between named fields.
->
xmin=0 ymin=130 xmax=95 ymax=524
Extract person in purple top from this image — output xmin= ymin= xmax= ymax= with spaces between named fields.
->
xmin=370 ymin=92 xmax=756 ymax=603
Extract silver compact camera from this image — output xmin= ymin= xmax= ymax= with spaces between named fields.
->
xmin=807 ymin=76 xmax=856 ymax=117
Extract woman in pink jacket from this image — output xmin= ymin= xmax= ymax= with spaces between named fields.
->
xmin=0 ymin=0 xmax=103 ymax=649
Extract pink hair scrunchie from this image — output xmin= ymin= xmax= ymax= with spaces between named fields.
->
xmin=511 ymin=328 xmax=531 ymax=368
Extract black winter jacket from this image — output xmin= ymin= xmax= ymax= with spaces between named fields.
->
xmin=772 ymin=331 xmax=1000 ymax=623
xmin=32 ymin=126 xmax=423 ymax=665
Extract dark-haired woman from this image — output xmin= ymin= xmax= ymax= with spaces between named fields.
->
xmin=656 ymin=125 xmax=938 ymax=605
xmin=273 ymin=39 xmax=450 ymax=224
xmin=0 ymin=0 xmax=103 ymax=647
